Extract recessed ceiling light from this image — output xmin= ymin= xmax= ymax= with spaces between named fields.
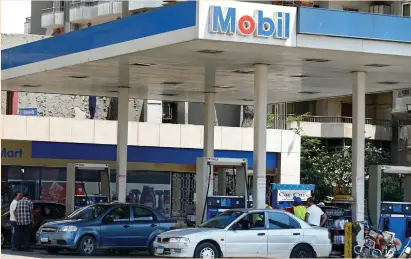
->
xmin=162 ymin=81 xmax=183 ymax=85
xmin=130 ymin=62 xmax=155 ymax=66
xmin=108 ymin=90 xmax=118 ymax=93
xmin=69 ymin=75 xmax=89 ymax=79
xmin=241 ymin=98 xmax=254 ymax=101
xmin=378 ymin=81 xmax=399 ymax=85
xmin=304 ymin=58 xmax=330 ymax=63
xmin=291 ymin=74 xmax=310 ymax=78
xmin=364 ymin=64 xmax=390 ymax=68
xmin=119 ymin=86 xmax=131 ymax=89
xmin=298 ymin=91 xmax=319 ymax=94
xmin=197 ymin=50 xmax=224 ymax=54
xmin=22 ymin=84 xmax=41 ymax=87
xmin=233 ymin=69 xmax=254 ymax=74
xmin=215 ymin=85 xmax=233 ymax=89
xmin=160 ymin=93 xmax=178 ymax=97
xmin=203 ymin=91 xmax=217 ymax=94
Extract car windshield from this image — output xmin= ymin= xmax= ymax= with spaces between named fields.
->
xmin=199 ymin=210 xmax=244 ymax=229
xmin=66 ymin=204 xmax=110 ymax=220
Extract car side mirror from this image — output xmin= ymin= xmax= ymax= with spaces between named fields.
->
xmin=231 ymin=223 xmax=241 ymax=231
xmin=103 ymin=217 xmax=114 ymax=224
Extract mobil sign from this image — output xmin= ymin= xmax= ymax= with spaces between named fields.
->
xmin=208 ymin=5 xmax=293 ymax=40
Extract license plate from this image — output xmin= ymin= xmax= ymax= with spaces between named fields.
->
xmin=155 ymin=245 xmax=164 ymax=254
xmin=40 ymin=235 xmax=49 ymax=243
xmin=364 ymin=239 xmax=375 ymax=248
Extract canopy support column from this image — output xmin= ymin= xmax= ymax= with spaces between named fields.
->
xmin=253 ymin=64 xmax=268 ymax=209
xmin=352 ymin=71 xmax=366 ymax=245
xmin=116 ymin=87 xmax=129 ymax=203
xmin=204 ymin=65 xmax=216 ymax=158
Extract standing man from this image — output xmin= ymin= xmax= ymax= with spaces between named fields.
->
xmin=9 ymin=192 xmax=22 ymax=251
xmin=305 ymin=197 xmax=327 ymax=227
xmin=292 ymin=196 xmax=307 ymax=221
xmin=15 ymin=192 xmax=33 ymax=251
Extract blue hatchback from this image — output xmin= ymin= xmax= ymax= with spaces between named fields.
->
xmin=36 ymin=203 xmax=177 ymax=255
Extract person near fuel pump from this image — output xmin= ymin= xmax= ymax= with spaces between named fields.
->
xmin=293 ymin=196 xmax=307 ymax=221
xmin=9 ymin=192 xmax=22 ymax=250
xmin=305 ymin=198 xmax=327 ymax=227
xmin=265 ymin=195 xmax=273 ymax=209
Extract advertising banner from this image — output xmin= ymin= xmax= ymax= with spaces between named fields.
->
xmin=41 ymin=182 xmax=66 ymax=204
xmin=277 ymin=189 xmax=312 ymax=201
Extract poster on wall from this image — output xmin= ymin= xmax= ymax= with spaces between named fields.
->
xmin=41 ymin=182 xmax=66 ymax=204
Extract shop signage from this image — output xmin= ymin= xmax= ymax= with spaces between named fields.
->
xmin=209 ymin=5 xmax=290 ymax=39
xmin=1 ymin=148 xmax=24 ymax=158
xmin=19 ymin=108 xmax=38 ymax=116
xmin=277 ymin=190 xmax=312 ymax=202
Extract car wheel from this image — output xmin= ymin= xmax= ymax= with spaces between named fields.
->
xmin=117 ymin=249 xmax=132 ymax=255
xmin=290 ymin=244 xmax=315 ymax=258
xmin=78 ymin=235 xmax=96 ymax=256
xmin=194 ymin=242 xmax=219 ymax=259
xmin=147 ymin=239 xmax=155 ymax=256
xmin=46 ymin=248 xmax=60 ymax=254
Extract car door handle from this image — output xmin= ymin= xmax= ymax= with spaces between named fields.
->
xmin=150 ymin=224 xmax=157 ymax=227
xmin=258 ymin=233 xmax=266 ymax=236
xmin=123 ymin=225 xmax=130 ymax=228
xmin=293 ymin=233 xmax=300 ymax=236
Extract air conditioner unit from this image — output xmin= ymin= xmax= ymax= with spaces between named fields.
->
xmin=369 ymin=4 xmax=391 ymax=15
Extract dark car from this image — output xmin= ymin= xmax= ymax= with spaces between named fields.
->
xmin=1 ymin=201 xmax=66 ymax=247
xmin=36 ymin=203 xmax=177 ymax=255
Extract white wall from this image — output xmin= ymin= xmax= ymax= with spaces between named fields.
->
xmin=1 ymin=115 xmax=301 ymax=183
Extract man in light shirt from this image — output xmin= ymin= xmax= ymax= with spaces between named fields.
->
xmin=305 ymin=197 xmax=327 ymax=227
xmin=9 ymin=192 xmax=22 ymax=250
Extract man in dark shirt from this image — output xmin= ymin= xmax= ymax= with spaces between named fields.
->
xmin=15 ymin=193 xmax=33 ymax=251
xmin=31 ymin=206 xmax=43 ymax=243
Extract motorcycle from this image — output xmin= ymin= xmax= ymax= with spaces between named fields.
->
xmin=399 ymin=238 xmax=411 ymax=258
xmin=354 ymin=221 xmax=382 ymax=258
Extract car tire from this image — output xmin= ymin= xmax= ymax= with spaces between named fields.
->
xmin=117 ymin=249 xmax=132 ymax=255
xmin=290 ymin=244 xmax=315 ymax=258
xmin=1 ymin=231 xmax=5 ymax=248
xmin=194 ymin=242 xmax=219 ymax=259
xmin=78 ymin=235 xmax=96 ymax=256
xmin=147 ymin=239 xmax=155 ymax=256
xmin=46 ymin=248 xmax=60 ymax=254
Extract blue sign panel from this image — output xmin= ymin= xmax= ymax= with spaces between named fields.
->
xmin=19 ymin=108 xmax=38 ymax=116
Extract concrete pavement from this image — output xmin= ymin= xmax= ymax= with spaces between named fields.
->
xmin=1 ymin=249 xmax=155 ymax=259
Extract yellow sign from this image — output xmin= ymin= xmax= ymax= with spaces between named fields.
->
xmin=1 ymin=140 xmax=32 ymax=163
xmin=344 ymin=222 xmax=352 ymax=258
xmin=333 ymin=195 xmax=354 ymax=201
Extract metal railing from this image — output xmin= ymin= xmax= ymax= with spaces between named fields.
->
xmin=70 ymin=1 xmax=99 ymax=22
xmin=24 ymin=17 xmax=31 ymax=34
xmin=287 ymin=115 xmax=392 ymax=127
xmin=397 ymin=89 xmax=411 ymax=98
xmin=98 ymin=0 xmax=122 ymax=17
xmin=41 ymin=6 xmax=64 ymax=28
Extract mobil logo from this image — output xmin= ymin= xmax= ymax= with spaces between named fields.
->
xmin=209 ymin=5 xmax=291 ymax=39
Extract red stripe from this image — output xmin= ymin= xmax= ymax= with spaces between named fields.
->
xmin=11 ymin=92 xmax=19 ymax=115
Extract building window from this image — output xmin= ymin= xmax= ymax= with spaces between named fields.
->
xmin=403 ymin=2 xmax=411 ymax=17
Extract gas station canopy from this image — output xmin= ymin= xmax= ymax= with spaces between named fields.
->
xmin=2 ymin=1 xmax=411 ymax=105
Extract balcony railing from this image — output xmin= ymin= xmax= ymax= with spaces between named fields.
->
xmin=41 ymin=7 xmax=64 ymax=29
xmin=98 ymin=0 xmax=122 ymax=18
xmin=70 ymin=1 xmax=99 ymax=23
xmin=24 ymin=17 xmax=31 ymax=34
xmin=287 ymin=115 xmax=392 ymax=127
xmin=397 ymin=89 xmax=411 ymax=98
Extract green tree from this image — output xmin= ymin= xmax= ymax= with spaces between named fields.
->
xmin=284 ymin=113 xmax=399 ymax=202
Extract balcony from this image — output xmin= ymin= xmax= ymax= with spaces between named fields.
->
xmin=70 ymin=1 xmax=98 ymax=24
xmin=287 ymin=115 xmax=392 ymax=141
xmin=98 ymin=0 xmax=122 ymax=20
xmin=24 ymin=17 xmax=31 ymax=34
xmin=393 ymin=89 xmax=411 ymax=119
xmin=41 ymin=7 xmax=64 ymax=29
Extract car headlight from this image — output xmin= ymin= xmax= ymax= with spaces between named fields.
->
xmin=59 ymin=226 xmax=77 ymax=232
xmin=169 ymin=237 xmax=190 ymax=243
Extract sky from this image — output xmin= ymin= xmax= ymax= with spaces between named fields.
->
xmin=1 ymin=0 xmax=31 ymax=34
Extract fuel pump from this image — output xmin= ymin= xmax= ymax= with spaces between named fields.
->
xmin=195 ymin=157 xmax=249 ymax=225
xmin=368 ymin=165 xmax=411 ymax=253
xmin=66 ymin=163 xmax=110 ymax=216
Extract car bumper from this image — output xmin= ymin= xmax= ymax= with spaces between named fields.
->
xmin=36 ymin=231 xmax=78 ymax=249
xmin=313 ymin=243 xmax=333 ymax=257
xmin=153 ymin=241 xmax=195 ymax=257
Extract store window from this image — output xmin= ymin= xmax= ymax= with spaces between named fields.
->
xmin=403 ymin=2 xmax=410 ymax=17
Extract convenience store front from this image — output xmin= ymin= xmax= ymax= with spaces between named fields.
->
xmin=1 ymin=140 xmax=278 ymax=218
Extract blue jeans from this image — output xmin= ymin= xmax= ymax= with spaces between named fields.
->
xmin=10 ymin=221 xmax=17 ymax=249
